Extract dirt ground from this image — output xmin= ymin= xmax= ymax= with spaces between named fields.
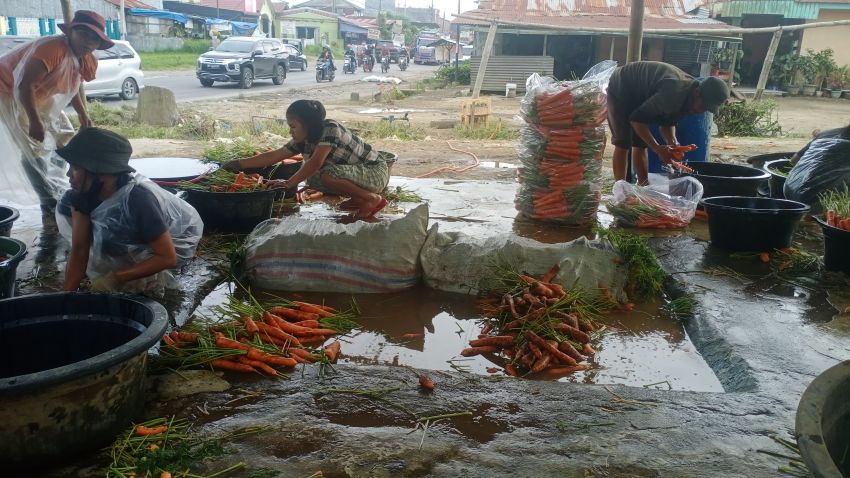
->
xmin=129 ymin=80 xmax=850 ymax=182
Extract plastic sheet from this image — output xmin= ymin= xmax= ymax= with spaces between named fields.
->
xmin=784 ymin=138 xmax=850 ymax=208
xmin=514 ymin=61 xmax=616 ymax=225
xmin=608 ymin=177 xmax=703 ymax=228
xmin=57 ymin=176 xmax=203 ymax=294
xmin=0 ymin=37 xmax=83 ymax=206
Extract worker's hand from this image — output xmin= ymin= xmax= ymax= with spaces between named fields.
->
xmin=266 ymin=179 xmax=288 ymax=189
xmin=79 ymin=114 xmax=92 ymax=130
xmin=221 ymin=159 xmax=243 ymax=172
xmin=653 ymin=145 xmax=676 ymax=165
xmin=28 ymin=121 xmax=45 ymax=143
xmin=89 ymin=273 xmax=118 ymax=292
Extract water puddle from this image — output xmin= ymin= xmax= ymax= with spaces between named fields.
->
xmin=195 ymin=284 xmax=723 ymax=393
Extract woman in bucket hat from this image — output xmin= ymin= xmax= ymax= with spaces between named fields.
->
xmin=57 ymin=128 xmax=203 ymax=293
xmin=0 ymin=10 xmax=113 ymax=212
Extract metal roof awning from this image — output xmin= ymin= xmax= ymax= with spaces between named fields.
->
xmin=340 ymin=21 xmax=367 ymax=34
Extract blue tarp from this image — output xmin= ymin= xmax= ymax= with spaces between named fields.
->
xmin=127 ymin=8 xmax=189 ymax=25
xmin=205 ymin=18 xmax=257 ymax=36
xmin=339 ymin=21 xmax=367 ymax=34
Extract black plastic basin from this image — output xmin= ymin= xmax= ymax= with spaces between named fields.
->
xmin=701 ymin=196 xmax=810 ymax=252
xmin=183 ymin=188 xmax=277 ymax=234
xmin=0 ymin=293 xmax=167 ymax=468
xmin=815 ymin=216 xmax=850 ymax=274
xmin=796 ymin=360 xmax=850 ymax=478
xmin=672 ymin=162 xmax=770 ymax=198
xmin=0 ymin=237 xmax=27 ymax=299
xmin=764 ymin=159 xmax=793 ymax=199
xmin=0 ymin=205 xmax=19 ymax=237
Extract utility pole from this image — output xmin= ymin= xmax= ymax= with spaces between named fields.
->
xmin=626 ymin=0 xmax=644 ymax=63
xmin=454 ymin=0 xmax=460 ymax=73
xmin=120 ymin=0 xmax=126 ymax=40
xmin=217 ymin=0 xmax=220 ymax=19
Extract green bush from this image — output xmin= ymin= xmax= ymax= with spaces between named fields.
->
xmin=454 ymin=120 xmax=519 ymax=140
xmin=435 ymin=62 xmax=471 ymax=85
xmin=715 ymin=100 xmax=782 ymax=137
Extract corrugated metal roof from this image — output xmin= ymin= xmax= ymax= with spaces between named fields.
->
xmin=719 ymin=0 xmax=831 ymax=19
xmin=104 ymin=0 xmax=157 ymax=9
xmin=279 ymin=6 xmax=340 ymax=17
xmin=458 ymin=0 xmax=732 ymax=30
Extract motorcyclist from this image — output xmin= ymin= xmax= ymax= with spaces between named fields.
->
xmin=318 ymin=45 xmax=335 ymax=71
xmin=344 ymin=46 xmax=357 ymax=70
xmin=364 ymin=42 xmax=376 ymax=69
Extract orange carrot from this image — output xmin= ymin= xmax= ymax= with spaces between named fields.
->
xmin=826 ymin=210 xmax=836 ymax=227
xmin=460 ymin=345 xmax=500 ymax=357
xmin=267 ymin=306 xmax=320 ymax=322
xmin=256 ymin=321 xmax=301 ymax=345
xmin=419 ymin=373 xmax=435 ymax=391
xmin=524 ymin=330 xmax=578 ymax=366
xmin=468 ymin=336 xmax=515 ymax=347
xmin=554 ymin=323 xmax=590 ymax=343
xmin=505 ymin=364 xmax=519 ymax=377
xmin=210 ymin=358 xmax=256 ymax=373
xmin=545 ymin=365 xmax=590 ymax=374
xmin=245 ymin=348 xmax=297 ymax=367
xmin=241 ymin=315 xmax=260 ymax=334
xmin=759 ymin=252 xmax=770 ymax=263
xmin=582 ymin=343 xmax=596 ymax=355
xmin=160 ymin=472 xmax=172 ymax=478
xmin=214 ymin=333 xmax=252 ymax=351
xmin=541 ymin=264 xmax=560 ymax=283
xmin=174 ymin=331 xmax=199 ymax=343
xmin=162 ymin=334 xmax=178 ymax=347
xmin=293 ymin=320 xmax=320 ymax=328
xmin=135 ymin=425 xmax=168 ymax=436
xmin=238 ymin=356 xmax=278 ymax=376
xmin=288 ymin=348 xmax=317 ymax=363
xmin=557 ymin=341 xmax=584 ymax=361
xmin=531 ymin=353 xmax=554 ymax=373
xmin=293 ymin=301 xmax=335 ymax=318
xmin=324 ymin=340 xmax=341 ymax=363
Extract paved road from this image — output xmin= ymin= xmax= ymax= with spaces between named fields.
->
xmin=96 ymin=63 xmax=439 ymax=107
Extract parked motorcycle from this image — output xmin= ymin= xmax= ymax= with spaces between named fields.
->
xmin=316 ymin=59 xmax=335 ymax=82
xmin=343 ymin=55 xmax=357 ymax=74
xmin=380 ymin=55 xmax=390 ymax=74
xmin=398 ymin=55 xmax=409 ymax=71
xmin=362 ymin=54 xmax=375 ymax=73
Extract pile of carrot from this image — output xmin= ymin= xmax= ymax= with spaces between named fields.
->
xmin=158 ymin=298 xmax=357 ymax=376
xmin=516 ymin=80 xmax=608 ymax=225
xmin=464 ymin=266 xmax=617 ymax=377
xmin=820 ymin=186 xmax=850 ymax=231
xmin=608 ymin=187 xmax=693 ymax=229
xmin=825 ymin=210 xmax=850 ymax=231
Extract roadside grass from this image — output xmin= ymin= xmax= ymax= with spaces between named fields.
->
xmin=453 ymin=120 xmax=519 ymax=140
xmin=138 ymin=39 xmax=211 ymax=71
xmin=80 ymin=101 xmax=288 ymax=142
xmin=352 ymin=120 xmax=426 ymax=141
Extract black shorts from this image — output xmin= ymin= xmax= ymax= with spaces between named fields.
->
xmin=606 ymin=91 xmax=647 ymax=149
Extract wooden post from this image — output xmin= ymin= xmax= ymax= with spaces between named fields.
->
xmin=609 ymin=36 xmax=616 ymax=60
xmin=727 ymin=42 xmax=739 ymax=87
xmin=120 ymin=0 xmax=126 ymax=40
xmin=542 ymin=34 xmax=547 ymax=56
xmin=754 ymin=30 xmax=782 ymax=101
xmin=60 ymin=0 xmax=87 ymax=106
xmin=626 ymin=0 xmax=644 ymax=63
xmin=472 ymin=22 xmax=497 ymax=98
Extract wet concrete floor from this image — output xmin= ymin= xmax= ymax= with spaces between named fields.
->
xmin=6 ymin=175 xmax=850 ymax=477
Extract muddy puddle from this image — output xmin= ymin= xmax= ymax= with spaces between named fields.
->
xmin=195 ymin=283 xmax=723 ymax=393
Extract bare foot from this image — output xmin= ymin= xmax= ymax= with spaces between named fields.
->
xmin=352 ymin=194 xmax=387 ymax=219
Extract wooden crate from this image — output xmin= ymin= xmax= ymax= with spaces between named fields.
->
xmin=460 ymin=97 xmax=491 ymax=127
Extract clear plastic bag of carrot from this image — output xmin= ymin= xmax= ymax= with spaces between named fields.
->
xmin=154 ymin=294 xmax=360 ymax=376
xmin=607 ymin=179 xmax=703 ymax=229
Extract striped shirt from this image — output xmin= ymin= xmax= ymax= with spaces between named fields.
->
xmin=284 ymin=119 xmax=378 ymax=165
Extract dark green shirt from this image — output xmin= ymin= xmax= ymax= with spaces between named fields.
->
xmin=608 ymin=61 xmax=698 ymax=126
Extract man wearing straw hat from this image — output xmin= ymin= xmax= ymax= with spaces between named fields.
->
xmin=0 ymin=10 xmax=114 ymax=213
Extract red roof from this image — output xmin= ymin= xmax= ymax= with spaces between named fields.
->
xmin=341 ymin=15 xmax=377 ymax=27
xmin=457 ymin=0 xmax=732 ymax=31
xmin=104 ymin=0 xmax=157 ymax=9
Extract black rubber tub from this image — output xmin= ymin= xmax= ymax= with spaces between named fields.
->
xmin=0 ymin=205 xmax=20 ymax=237
xmin=796 ymin=360 xmax=850 ymax=478
xmin=815 ymin=216 xmax=850 ymax=274
xmin=183 ymin=188 xmax=277 ymax=234
xmin=0 ymin=237 xmax=27 ymax=299
xmin=701 ymin=196 xmax=810 ymax=252
xmin=0 ymin=293 xmax=168 ymax=469
xmin=764 ymin=159 xmax=793 ymax=199
xmin=672 ymin=162 xmax=770 ymax=198
xmin=746 ymin=151 xmax=796 ymax=171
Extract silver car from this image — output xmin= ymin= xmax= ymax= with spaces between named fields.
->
xmin=87 ymin=40 xmax=145 ymax=100
xmin=0 ymin=36 xmax=145 ymax=100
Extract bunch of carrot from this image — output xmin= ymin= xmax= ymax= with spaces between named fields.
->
xmin=608 ymin=193 xmax=691 ymax=229
xmin=464 ymin=266 xmax=617 ymax=377
xmin=158 ymin=297 xmax=358 ymax=376
xmin=522 ymin=84 xmax=608 ymax=128
xmin=177 ymin=170 xmax=270 ymax=193
xmin=820 ymin=185 xmax=850 ymax=231
xmin=516 ymin=79 xmax=608 ymax=225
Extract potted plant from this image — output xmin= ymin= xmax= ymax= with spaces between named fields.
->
xmin=828 ymin=66 xmax=847 ymax=98
xmin=798 ymin=53 xmax=818 ymax=96
xmin=771 ymin=53 xmax=801 ymax=94
xmin=808 ymin=48 xmax=837 ymax=95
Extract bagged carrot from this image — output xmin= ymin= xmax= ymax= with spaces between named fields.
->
xmin=607 ymin=177 xmax=703 ymax=229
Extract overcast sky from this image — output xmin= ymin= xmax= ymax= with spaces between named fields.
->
xmin=289 ymin=0 xmax=480 ymax=19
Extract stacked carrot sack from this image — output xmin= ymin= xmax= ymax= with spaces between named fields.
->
xmin=516 ymin=62 xmax=617 ymax=225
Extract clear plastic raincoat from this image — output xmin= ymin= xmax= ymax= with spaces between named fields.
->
xmin=0 ymin=36 xmax=95 ymax=206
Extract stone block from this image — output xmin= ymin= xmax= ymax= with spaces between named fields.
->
xmin=135 ymin=86 xmax=178 ymax=127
